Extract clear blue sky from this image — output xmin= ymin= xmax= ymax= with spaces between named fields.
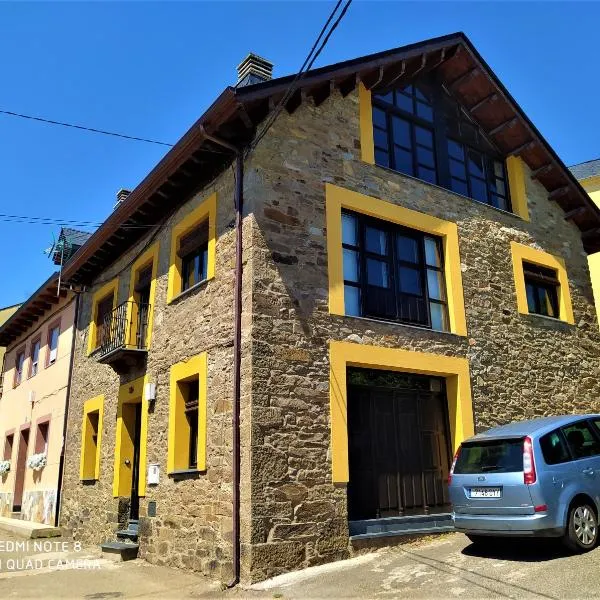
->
xmin=1 ymin=1 xmax=598 ymax=307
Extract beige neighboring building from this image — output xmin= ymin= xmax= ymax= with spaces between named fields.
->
xmin=0 ymin=274 xmax=75 ymax=524
xmin=0 ymin=303 xmax=20 ymax=397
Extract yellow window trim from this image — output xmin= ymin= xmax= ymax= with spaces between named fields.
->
xmin=510 ymin=241 xmax=574 ymax=324
xmin=167 ymin=353 xmax=208 ymax=473
xmin=112 ymin=375 xmax=150 ymax=498
xmin=167 ymin=193 xmax=217 ymax=304
xmin=588 ymin=253 xmax=600 ymax=329
xmin=87 ymin=278 xmax=119 ymax=355
xmin=329 ymin=341 xmax=474 ymax=483
xmin=359 ymin=83 xmax=530 ymax=221
xmin=325 ymin=183 xmax=467 ymax=336
xmin=79 ymin=395 xmax=104 ymax=481
xmin=126 ymin=242 xmax=159 ymax=349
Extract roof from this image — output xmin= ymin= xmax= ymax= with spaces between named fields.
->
xmin=569 ymin=158 xmax=600 ymax=182
xmin=466 ymin=414 xmax=600 ymax=440
xmin=60 ymin=32 xmax=600 ymax=285
xmin=51 ymin=228 xmax=93 ymax=265
xmin=0 ymin=273 xmax=70 ymax=347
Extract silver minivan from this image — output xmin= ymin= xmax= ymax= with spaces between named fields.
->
xmin=448 ymin=414 xmax=600 ymax=551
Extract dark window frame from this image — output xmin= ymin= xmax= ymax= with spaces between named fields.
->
xmin=13 ymin=348 xmax=25 ymax=388
xmin=372 ymin=76 xmax=512 ymax=213
xmin=182 ymin=378 xmax=200 ymax=470
xmin=523 ymin=261 xmax=560 ymax=318
xmin=46 ymin=320 xmax=61 ymax=367
xmin=342 ymin=210 xmax=449 ymax=331
xmin=28 ymin=337 xmax=42 ymax=378
xmin=178 ymin=221 xmax=209 ymax=293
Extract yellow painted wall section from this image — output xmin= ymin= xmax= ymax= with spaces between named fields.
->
xmin=167 ymin=193 xmax=217 ymax=303
xmin=358 ymin=82 xmax=374 ymax=165
xmin=329 ymin=341 xmax=474 ymax=483
xmin=506 ymin=156 xmax=530 ymax=221
xmin=87 ymin=278 xmax=119 ymax=355
xmin=112 ymin=375 xmax=149 ymax=497
xmin=510 ymin=241 xmax=574 ymax=324
xmin=79 ymin=395 xmax=104 ymax=480
xmin=126 ymin=242 xmax=159 ymax=348
xmin=167 ymin=353 xmax=208 ymax=472
xmin=588 ymin=253 xmax=600 ymax=327
xmin=325 ymin=183 xmax=467 ymax=336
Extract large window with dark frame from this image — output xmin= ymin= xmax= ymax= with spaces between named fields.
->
xmin=372 ymin=78 xmax=511 ymax=212
xmin=342 ymin=211 xmax=449 ymax=331
xmin=523 ymin=261 xmax=560 ymax=318
xmin=178 ymin=221 xmax=209 ymax=293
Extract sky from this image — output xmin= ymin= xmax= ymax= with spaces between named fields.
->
xmin=1 ymin=1 xmax=599 ymax=308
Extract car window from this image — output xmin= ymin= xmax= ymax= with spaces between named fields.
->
xmin=540 ymin=430 xmax=571 ymax=465
xmin=454 ymin=439 xmax=523 ymax=474
xmin=561 ymin=421 xmax=600 ymax=460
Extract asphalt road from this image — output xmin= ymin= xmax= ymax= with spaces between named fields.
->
xmin=2 ymin=531 xmax=600 ymax=598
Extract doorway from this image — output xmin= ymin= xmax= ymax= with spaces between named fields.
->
xmin=13 ymin=427 xmax=29 ymax=512
xmin=347 ymin=368 xmax=452 ymax=521
xmin=116 ymin=401 xmax=142 ymax=521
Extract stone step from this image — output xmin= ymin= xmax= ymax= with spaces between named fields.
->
xmin=0 ymin=516 xmax=61 ymax=539
xmin=101 ymin=541 xmax=139 ymax=562
xmin=116 ymin=529 xmax=139 ymax=542
xmin=349 ymin=513 xmax=453 ymax=537
xmin=351 ymin=524 xmax=455 ymax=541
xmin=127 ymin=519 xmax=139 ymax=533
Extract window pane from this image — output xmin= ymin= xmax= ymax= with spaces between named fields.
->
xmin=491 ymin=194 xmax=508 ymax=211
xmin=365 ymin=226 xmax=387 ymax=255
xmin=375 ymin=148 xmax=389 ymax=168
xmin=415 ymin=87 xmax=430 ymax=102
xmin=343 ymin=249 xmax=359 ymax=282
xmin=393 ymin=147 xmax=413 ymax=175
xmin=392 ymin=117 xmax=411 ymax=148
xmin=396 ymin=92 xmax=413 ymax=113
xmin=447 ymin=140 xmax=463 ymax=160
xmin=424 ymin=237 xmax=442 ymax=267
xmin=344 ymin=286 xmax=361 ymax=317
xmin=470 ymin=177 xmax=488 ymax=202
xmin=493 ymin=160 xmax=505 ymax=179
xmin=373 ymin=127 xmax=388 ymax=149
xmin=562 ymin=422 xmax=600 ymax=459
xmin=342 ymin=213 xmax=357 ymax=246
xmin=538 ymin=286 xmax=558 ymax=318
xmin=367 ymin=259 xmax=389 ymax=288
xmin=415 ymin=126 xmax=433 ymax=148
xmin=418 ymin=166 xmax=436 ymax=184
xmin=372 ymin=106 xmax=387 ymax=129
xmin=490 ymin=178 xmax=506 ymax=196
xmin=417 ymin=146 xmax=435 ymax=168
xmin=540 ymin=431 xmax=570 ymax=465
xmin=451 ymin=178 xmax=469 ymax=196
xmin=430 ymin=302 xmax=449 ymax=331
xmin=397 ymin=235 xmax=419 ymax=263
xmin=526 ymin=282 xmax=537 ymax=313
xmin=468 ymin=150 xmax=484 ymax=177
xmin=416 ymin=101 xmax=433 ymax=122
xmin=427 ymin=269 xmax=445 ymax=301
xmin=449 ymin=158 xmax=466 ymax=179
xmin=375 ymin=91 xmax=393 ymax=105
xmin=398 ymin=266 xmax=422 ymax=295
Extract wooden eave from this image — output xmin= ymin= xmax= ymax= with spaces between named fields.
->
xmin=0 ymin=273 xmax=68 ymax=348
xmin=61 ymin=33 xmax=600 ymax=286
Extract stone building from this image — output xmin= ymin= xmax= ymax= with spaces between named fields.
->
xmin=58 ymin=33 xmax=600 ymax=584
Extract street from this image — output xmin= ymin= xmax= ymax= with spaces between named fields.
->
xmin=2 ymin=531 xmax=600 ymax=598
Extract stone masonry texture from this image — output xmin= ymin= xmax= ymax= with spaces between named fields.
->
xmin=60 ymin=84 xmax=600 ymax=585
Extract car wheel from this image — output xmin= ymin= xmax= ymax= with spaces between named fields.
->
xmin=564 ymin=503 xmax=598 ymax=552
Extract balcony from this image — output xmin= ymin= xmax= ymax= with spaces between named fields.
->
xmin=94 ymin=301 xmax=150 ymax=371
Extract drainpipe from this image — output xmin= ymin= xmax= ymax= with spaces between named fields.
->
xmin=55 ymin=290 xmax=81 ymax=528
xmin=199 ymin=125 xmax=243 ymax=587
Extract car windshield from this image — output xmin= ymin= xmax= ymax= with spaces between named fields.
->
xmin=454 ymin=438 xmax=524 ymax=474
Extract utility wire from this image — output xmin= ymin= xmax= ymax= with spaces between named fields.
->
xmin=0 ymin=213 xmax=157 ymax=229
xmin=0 ymin=109 xmax=175 ymax=147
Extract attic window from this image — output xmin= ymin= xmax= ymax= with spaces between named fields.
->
xmin=371 ymin=75 xmax=511 ymax=213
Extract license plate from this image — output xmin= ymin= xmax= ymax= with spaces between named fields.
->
xmin=469 ymin=487 xmax=501 ymax=498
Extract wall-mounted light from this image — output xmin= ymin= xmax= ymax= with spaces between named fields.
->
xmin=145 ymin=382 xmax=157 ymax=411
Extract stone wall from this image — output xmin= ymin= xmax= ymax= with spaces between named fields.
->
xmin=59 ymin=165 xmax=254 ymax=581
xmin=244 ymin=87 xmax=600 ymax=581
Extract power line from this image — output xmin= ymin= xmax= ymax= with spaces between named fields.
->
xmin=0 ymin=109 xmax=175 ymax=147
xmin=0 ymin=213 xmax=156 ymax=229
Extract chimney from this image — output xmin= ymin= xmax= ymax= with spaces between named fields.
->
xmin=114 ymin=188 xmax=131 ymax=209
xmin=236 ymin=53 xmax=273 ymax=87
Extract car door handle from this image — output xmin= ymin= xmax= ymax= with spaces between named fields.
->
xmin=582 ymin=467 xmax=595 ymax=476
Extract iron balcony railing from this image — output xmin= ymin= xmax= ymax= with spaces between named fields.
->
xmin=96 ymin=301 xmax=150 ymax=359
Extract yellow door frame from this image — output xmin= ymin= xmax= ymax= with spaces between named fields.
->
xmin=329 ymin=341 xmax=474 ymax=483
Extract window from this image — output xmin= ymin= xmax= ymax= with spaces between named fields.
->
xmin=3 ymin=433 xmax=13 ymax=461
xmin=14 ymin=350 xmax=25 ymax=387
xmin=28 ymin=338 xmax=41 ymax=378
xmin=523 ymin=262 xmax=560 ymax=318
xmin=342 ymin=211 xmax=449 ymax=330
xmin=179 ymin=222 xmax=209 ymax=293
xmin=167 ymin=194 xmax=216 ymax=303
xmin=371 ymin=78 xmax=511 ymax=213
xmin=95 ymin=294 xmax=114 ymax=348
xmin=454 ymin=439 xmax=524 ymax=474
xmin=540 ymin=430 xmax=571 ymax=465
xmin=168 ymin=353 xmax=207 ymax=473
xmin=35 ymin=420 xmax=49 ymax=454
xmin=88 ymin=279 xmax=118 ymax=355
xmin=47 ymin=324 xmax=60 ymax=366
xmin=79 ymin=396 xmax=103 ymax=481
xmin=561 ymin=421 xmax=600 ymax=460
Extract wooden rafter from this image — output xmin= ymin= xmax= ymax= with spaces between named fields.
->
xmin=509 ymin=140 xmax=536 ymax=156
xmin=469 ymin=92 xmax=498 ymax=114
xmin=489 ymin=117 xmax=518 ymax=136
xmin=449 ymin=67 xmax=479 ymax=90
xmin=564 ymin=206 xmax=587 ymax=221
xmin=531 ymin=164 xmax=553 ymax=180
xmin=548 ymin=186 xmax=570 ymax=200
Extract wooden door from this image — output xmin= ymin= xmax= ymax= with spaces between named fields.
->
xmin=13 ymin=428 xmax=29 ymax=511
